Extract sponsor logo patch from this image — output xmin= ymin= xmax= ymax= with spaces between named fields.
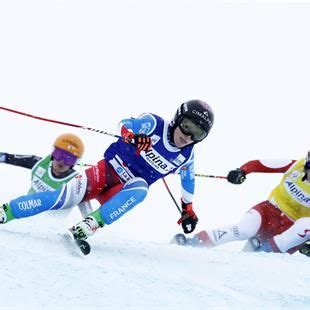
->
xmin=35 ymin=166 xmax=46 ymax=178
xmin=109 ymin=196 xmax=136 ymax=219
xmin=290 ymin=171 xmax=300 ymax=181
xmin=140 ymin=122 xmax=152 ymax=134
xmin=141 ymin=149 xmax=176 ymax=174
xmin=284 ymin=180 xmax=310 ymax=206
xmin=32 ymin=176 xmax=54 ymax=192
xmin=18 ymin=199 xmax=42 ymax=210
xmin=216 ymin=230 xmax=227 ymax=240
xmin=173 ymin=154 xmax=186 ymax=166
xmin=75 ymin=177 xmax=83 ymax=195
xmin=151 ymin=135 xmax=161 ymax=145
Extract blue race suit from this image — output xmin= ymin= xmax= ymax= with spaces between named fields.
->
xmin=7 ymin=113 xmax=196 ymax=224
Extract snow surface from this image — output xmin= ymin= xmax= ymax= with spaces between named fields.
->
xmin=1 ymin=211 xmax=310 ymax=310
xmin=1 ymin=0 xmax=310 ymax=309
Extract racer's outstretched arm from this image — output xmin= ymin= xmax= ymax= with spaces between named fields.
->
xmin=240 ymin=159 xmax=296 ymax=174
xmin=227 ymin=159 xmax=296 ymax=184
xmin=0 ymin=152 xmax=41 ymax=169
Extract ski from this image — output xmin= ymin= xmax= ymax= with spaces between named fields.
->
xmin=170 ymin=233 xmax=203 ymax=247
xmin=170 ymin=233 xmax=189 ymax=246
xmin=62 ymin=231 xmax=91 ymax=256
xmin=242 ymin=237 xmax=260 ymax=252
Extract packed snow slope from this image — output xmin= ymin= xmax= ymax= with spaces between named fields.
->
xmin=1 ymin=210 xmax=310 ymax=310
xmin=1 ymin=0 xmax=310 ymax=309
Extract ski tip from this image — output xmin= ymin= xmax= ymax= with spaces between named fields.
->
xmin=170 ymin=233 xmax=187 ymax=246
xmin=76 ymin=239 xmax=91 ymax=255
xmin=62 ymin=231 xmax=91 ymax=256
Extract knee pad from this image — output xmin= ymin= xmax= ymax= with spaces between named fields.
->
xmin=99 ymin=177 xmax=148 ymax=224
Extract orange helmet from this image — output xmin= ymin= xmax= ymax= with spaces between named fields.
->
xmin=53 ymin=133 xmax=84 ymax=158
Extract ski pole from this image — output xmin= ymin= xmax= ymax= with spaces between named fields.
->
xmin=162 ymin=178 xmax=182 ymax=214
xmin=0 ymin=106 xmax=122 ymax=139
xmin=77 ymin=162 xmax=95 ymax=167
xmin=175 ymin=172 xmax=226 ymax=179
xmin=192 ymin=173 xmax=227 ymax=179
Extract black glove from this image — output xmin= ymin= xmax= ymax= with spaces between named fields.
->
xmin=133 ymin=134 xmax=152 ymax=151
xmin=177 ymin=200 xmax=198 ymax=234
xmin=299 ymin=242 xmax=310 ymax=257
xmin=227 ymin=168 xmax=246 ymax=184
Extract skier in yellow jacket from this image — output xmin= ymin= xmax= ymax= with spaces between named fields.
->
xmin=174 ymin=151 xmax=310 ymax=255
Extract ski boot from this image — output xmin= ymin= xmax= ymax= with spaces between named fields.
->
xmin=70 ymin=216 xmax=101 ymax=241
xmin=0 ymin=206 xmax=7 ymax=224
xmin=65 ymin=216 xmax=102 ymax=256
xmin=170 ymin=233 xmax=188 ymax=245
xmin=299 ymin=242 xmax=310 ymax=257
xmin=0 ymin=203 xmax=15 ymax=224
xmin=243 ymin=236 xmax=275 ymax=253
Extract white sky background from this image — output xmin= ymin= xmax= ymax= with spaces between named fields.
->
xmin=0 ymin=0 xmax=309 ymax=242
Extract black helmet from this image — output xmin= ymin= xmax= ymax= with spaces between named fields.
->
xmin=171 ymin=100 xmax=214 ymax=142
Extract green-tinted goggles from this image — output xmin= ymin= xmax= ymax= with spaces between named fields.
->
xmin=178 ymin=117 xmax=208 ymax=142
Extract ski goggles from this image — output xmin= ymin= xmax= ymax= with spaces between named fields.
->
xmin=52 ymin=147 xmax=78 ymax=166
xmin=178 ymin=117 xmax=208 ymax=142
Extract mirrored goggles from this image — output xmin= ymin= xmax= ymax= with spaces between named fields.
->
xmin=178 ymin=117 xmax=208 ymax=142
xmin=52 ymin=147 xmax=78 ymax=166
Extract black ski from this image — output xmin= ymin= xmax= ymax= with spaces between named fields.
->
xmin=63 ymin=232 xmax=91 ymax=256
xmin=75 ymin=238 xmax=91 ymax=255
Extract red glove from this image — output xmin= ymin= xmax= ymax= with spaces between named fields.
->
xmin=122 ymin=130 xmax=135 ymax=143
xmin=177 ymin=200 xmax=198 ymax=234
xmin=122 ymin=126 xmax=152 ymax=152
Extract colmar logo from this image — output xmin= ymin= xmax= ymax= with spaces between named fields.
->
xmin=18 ymin=199 xmax=42 ymax=210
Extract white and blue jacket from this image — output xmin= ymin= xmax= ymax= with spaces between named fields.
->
xmin=105 ymin=113 xmax=195 ymax=203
